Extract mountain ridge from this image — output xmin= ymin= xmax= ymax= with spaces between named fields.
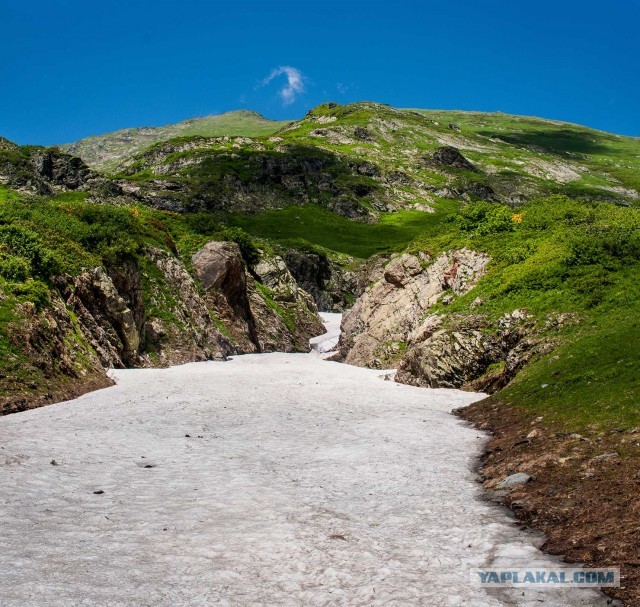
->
xmin=60 ymin=110 xmax=292 ymax=171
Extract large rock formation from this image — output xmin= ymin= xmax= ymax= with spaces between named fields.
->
xmin=64 ymin=267 xmax=141 ymax=367
xmin=280 ymin=248 xmax=357 ymax=312
xmin=191 ymin=243 xmax=323 ymax=353
xmin=395 ymin=310 xmax=536 ymax=390
xmin=338 ymin=251 xmax=544 ymax=391
xmin=143 ymin=247 xmax=233 ymax=365
xmin=0 ymin=145 xmax=93 ymax=195
xmin=338 ymin=249 xmax=490 ymax=368
xmin=191 ymin=241 xmax=258 ymax=351
xmin=252 ymin=255 xmax=324 ymax=350
xmin=1 ymin=241 xmax=324 ymax=415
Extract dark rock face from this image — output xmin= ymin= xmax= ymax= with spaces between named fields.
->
xmin=435 ymin=180 xmax=498 ymax=203
xmin=395 ymin=327 xmax=502 ymax=388
xmin=354 ymin=126 xmax=375 ymax=142
xmin=144 ymin=247 xmax=233 ymax=364
xmin=283 ymin=249 xmax=357 ymax=312
xmin=394 ymin=312 xmax=536 ymax=391
xmin=108 ymin=258 xmax=145 ymax=338
xmin=0 ymin=146 xmax=95 ymax=195
xmin=192 ymin=241 xmax=259 ymax=350
xmin=251 ymin=256 xmax=324 ymax=351
xmin=30 ymin=150 xmax=92 ymax=190
xmin=192 ymin=242 xmax=323 ymax=353
xmin=63 ymin=267 xmax=142 ymax=368
xmin=118 ymin=144 xmax=390 ymax=219
xmin=426 ymin=147 xmax=498 ymax=202
xmin=283 ymin=250 xmax=332 ymax=310
xmin=463 ymin=181 xmax=497 ymax=201
xmin=430 ymin=146 xmax=479 ymax=172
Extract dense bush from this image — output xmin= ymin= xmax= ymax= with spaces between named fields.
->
xmin=566 ymin=226 xmax=640 ymax=267
xmin=0 ymin=225 xmax=60 ymax=277
xmin=0 ymin=254 xmax=31 ymax=281
xmin=454 ymin=201 xmax=515 ymax=235
xmin=7 ymin=279 xmax=51 ymax=309
xmin=185 ymin=212 xmax=223 ymax=235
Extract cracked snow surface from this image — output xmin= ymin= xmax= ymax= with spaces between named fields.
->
xmin=0 ymin=315 xmax=607 ymax=606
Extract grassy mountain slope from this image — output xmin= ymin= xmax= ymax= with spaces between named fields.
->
xmin=105 ymin=103 xmax=638 ymax=231
xmin=60 ymin=110 xmax=291 ymax=171
xmin=409 ymin=108 xmax=640 ymax=193
xmin=2 ymin=102 xmax=640 ymax=601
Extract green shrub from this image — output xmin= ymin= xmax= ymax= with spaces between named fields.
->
xmin=454 ymin=201 xmax=515 ymax=235
xmin=186 ymin=212 xmax=223 ymax=235
xmin=0 ymin=225 xmax=60 ymax=277
xmin=8 ymin=279 xmax=51 ymax=309
xmin=565 ymin=227 xmax=640 ymax=268
xmin=0 ymin=255 xmax=31 ymax=281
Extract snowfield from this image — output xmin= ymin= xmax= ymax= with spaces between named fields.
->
xmin=0 ymin=315 xmax=606 ymax=606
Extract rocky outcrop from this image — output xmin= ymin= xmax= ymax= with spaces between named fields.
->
xmin=57 ymin=267 xmax=141 ymax=368
xmin=281 ymin=248 xmax=357 ymax=312
xmin=52 ymin=251 xmax=234 ymax=370
xmin=29 ymin=149 xmax=93 ymax=190
xmin=429 ymin=146 xmax=479 ymax=172
xmin=115 ymin=142 xmax=398 ymax=219
xmin=252 ymin=256 xmax=324 ymax=350
xmin=1 ymin=296 xmax=113 ymax=415
xmin=0 ymin=142 xmax=122 ymax=199
xmin=395 ymin=311 xmax=537 ymax=390
xmin=143 ymin=247 xmax=233 ymax=365
xmin=192 ymin=242 xmax=323 ymax=353
xmin=338 ymin=249 xmax=490 ymax=368
xmin=192 ymin=241 xmax=259 ymax=351
xmin=339 ymin=249 xmax=542 ymax=391
xmin=1 ymin=239 xmax=325 ymax=415
xmin=0 ymin=146 xmax=92 ymax=195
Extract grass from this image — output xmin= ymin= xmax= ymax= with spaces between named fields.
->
xmin=499 ymin=303 xmax=640 ymax=430
xmin=227 ymin=201 xmax=460 ymax=258
xmin=407 ymin=108 xmax=640 ymax=193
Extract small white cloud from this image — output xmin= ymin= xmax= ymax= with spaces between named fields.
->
xmin=262 ymin=66 xmax=305 ymax=105
xmin=336 ymin=82 xmax=348 ymax=94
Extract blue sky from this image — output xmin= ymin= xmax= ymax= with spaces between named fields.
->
xmin=2 ymin=0 xmax=639 ymax=145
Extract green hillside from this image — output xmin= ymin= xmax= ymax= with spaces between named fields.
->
xmin=109 ymin=103 xmax=639 ymax=227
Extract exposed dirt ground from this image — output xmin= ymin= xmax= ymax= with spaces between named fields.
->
xmin=458 ymin=398 xmax=640 ymax=606
xmin=1 ymin=372 xmax=113 ymax=416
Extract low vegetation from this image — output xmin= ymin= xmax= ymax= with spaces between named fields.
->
xmin=406 ymin=195 xmax=640 ymax=430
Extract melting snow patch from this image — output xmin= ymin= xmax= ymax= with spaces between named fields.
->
xmin=0 ymin=342 xmax=607 ymax=605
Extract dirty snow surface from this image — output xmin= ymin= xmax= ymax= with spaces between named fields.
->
xmin=0 ymin=315 xmax=606 ymax=606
